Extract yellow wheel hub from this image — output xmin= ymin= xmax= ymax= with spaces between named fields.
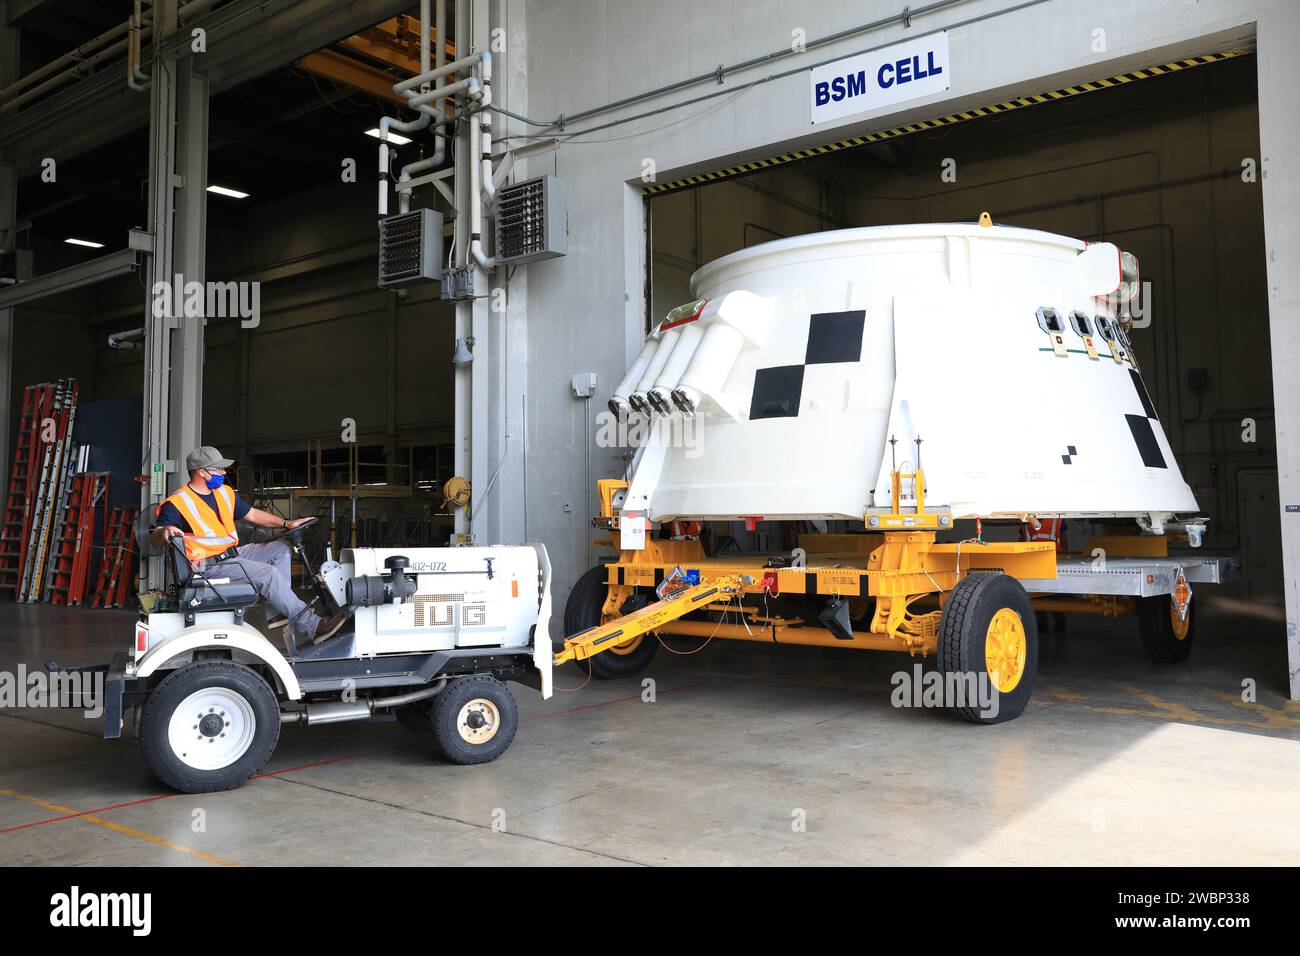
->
xmin=607 ymin=634 xmax=644 ymax=656
xmin=600 ymin=607 xmax=645 ymax=656
xmin=985 ymin=608 xmax=1027 ymax=694
xmin=456 ymin=698 xmax=500 ymax=744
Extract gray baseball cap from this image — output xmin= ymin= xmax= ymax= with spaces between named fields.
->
xmin=185 ymin=446 xmax=235 ymax=471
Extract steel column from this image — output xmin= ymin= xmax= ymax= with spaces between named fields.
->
xmin=168 ymin=56 xmax=208 ymax=475
xmin=140 ymin=0 xmax=182 ymax=589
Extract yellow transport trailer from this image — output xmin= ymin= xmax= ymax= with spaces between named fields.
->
xmin=555 ymin=469 xmax=1236 ymax=724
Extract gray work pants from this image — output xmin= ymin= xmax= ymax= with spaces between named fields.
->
xmin=203 ymin=540 xmax=315 ymax=641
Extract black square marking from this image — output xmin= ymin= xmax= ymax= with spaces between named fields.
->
xmin=749 ymin=365 xmax=805 ymax=420
xmin=1125 ymin=414 xmax=1167 ymax=469
xmin=1129 ymin=368 xmax=1158 ymax=420
xmin=1061 ymin=445 xmax=1078 ymax=465
xmin=805 ymin=310 xmax=865 ymax=365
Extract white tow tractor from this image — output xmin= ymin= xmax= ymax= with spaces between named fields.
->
xmin=57 ymin=518 xmax=554 ymax=793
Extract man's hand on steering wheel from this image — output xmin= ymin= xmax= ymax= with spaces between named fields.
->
xmin=270 ymin=515 xmax=318 ymax=540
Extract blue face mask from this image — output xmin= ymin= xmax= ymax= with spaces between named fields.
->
xmin=204 ymin=473 xmax=226 ymax=491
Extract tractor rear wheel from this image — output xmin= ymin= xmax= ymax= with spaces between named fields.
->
xmin=140 ymin=661 xmax=281 ymax=793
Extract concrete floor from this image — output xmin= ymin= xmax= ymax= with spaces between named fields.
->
xmin=1 ymin=596 xmax=1297 ymax=866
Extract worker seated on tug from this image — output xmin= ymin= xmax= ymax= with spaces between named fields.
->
xmin=150 ymin=445 xmax=349 ymax=646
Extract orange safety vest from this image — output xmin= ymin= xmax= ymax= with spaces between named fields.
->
xmin=1024 ymin=516 xmax=1066 ymax=551
xmin=157 ymin=484 xmax=240 ymax=562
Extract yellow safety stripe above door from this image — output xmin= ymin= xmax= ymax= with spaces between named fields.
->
xmin=643 ymin=49 xmax=1248 ymax=197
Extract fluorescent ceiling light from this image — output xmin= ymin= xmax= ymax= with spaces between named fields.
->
xmin=365 ymin=127 xmax=412 ymax=145
xmin=206 ymin=184 xmax=250 ymax=199
xmin=64 ymin=238 xmax=104 ymax=248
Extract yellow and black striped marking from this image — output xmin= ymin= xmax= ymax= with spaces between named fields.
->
xmin=644 ymin=50 xmax=1247 ymax=197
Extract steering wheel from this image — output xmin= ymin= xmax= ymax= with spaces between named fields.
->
xmin=268 ymin=514 xmax=318 ymax=544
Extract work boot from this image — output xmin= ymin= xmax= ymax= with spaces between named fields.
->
xmin=309 ymin=610 xmax=351 ymax=645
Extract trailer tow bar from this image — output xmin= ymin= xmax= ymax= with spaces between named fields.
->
xmin=554 ymin=574 xmax=753 ymax=665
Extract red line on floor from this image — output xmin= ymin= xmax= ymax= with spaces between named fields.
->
xmin=523 ymin=682 xmax=699 ymax=723
xmin=0 ymin=792 xmax=179 ymax=834
xmin=252 ymin=749 xmax=380 ymax=779
xmin=3 ymin=681 xmax=700 ymax=833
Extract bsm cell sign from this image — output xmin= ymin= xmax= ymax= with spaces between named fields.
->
xmin=810 ymin=32 xmax=950 ymax=124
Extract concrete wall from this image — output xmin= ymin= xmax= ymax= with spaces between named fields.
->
xmin=507 ymin=0 xmax=1300 ymax=692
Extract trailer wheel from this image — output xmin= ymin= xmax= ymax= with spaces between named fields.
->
xmin=937 ymin=573 xmax=1038 ymax=724
xmin=1137 ymin=593 xmax=1195 ymax=662
xmin=430 ymin=676 xmax=518 ymax=765
xmin=564 ymin=565 xmax=659 ymax=679
xmin=139 ymin=661 xmax=281 ymax=793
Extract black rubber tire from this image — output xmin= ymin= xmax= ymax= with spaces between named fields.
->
xmin=395 ymin=702 xmax=432 ymax=732
xmin=139 ymin=661 xmax=281 ymax=793
xmin=563 ymin=565 xmax=659 ymax=679
xmin=1138 ymin=593 xmax=1195 ymax=662
xmin=430 ymin=676 xmax=518 ymax=765
xmin=937 ymin=573 xmax=1038 ymax=724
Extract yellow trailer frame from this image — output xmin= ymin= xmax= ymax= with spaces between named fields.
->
xmin=566 ymin=467 xmax=1060 ymax=664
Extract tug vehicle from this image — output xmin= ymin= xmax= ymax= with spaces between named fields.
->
xmin=556 ymin=219 xmax=1237 ymax=721
xmin=59 ymin=521 xmax=554 ymax=793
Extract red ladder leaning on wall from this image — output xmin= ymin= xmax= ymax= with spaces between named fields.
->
xmin=0 ymin=384 xmax=57 ymax=598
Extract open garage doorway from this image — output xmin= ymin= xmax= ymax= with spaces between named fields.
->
xmin=646 ymin=51 xmax=1279 ymax=610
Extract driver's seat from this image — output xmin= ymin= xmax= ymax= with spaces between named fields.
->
xmin=158 ymin=527 xmax=260 ymax=622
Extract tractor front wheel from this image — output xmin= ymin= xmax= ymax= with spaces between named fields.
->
xmin=430 ymin=676 xmax=519 ymax=765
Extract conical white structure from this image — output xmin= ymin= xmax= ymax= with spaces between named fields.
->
xmin=619 ymin=223 xmax=1196 ymax=527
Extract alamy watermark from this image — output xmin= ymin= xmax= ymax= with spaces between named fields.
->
xmin=595 ymin=409 xmax=703 ymax=458
xmin=890 ymin=663 xmax=1001 ymax=720
xmin=152 ymin=274 xmax=261 ymax=329
xmin=1 ymin=665 xmax=104 ymax=719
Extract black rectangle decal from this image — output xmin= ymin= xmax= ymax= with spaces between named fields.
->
xmin=805 ymin=310 xmax=866 ymax=364
xmin=749 ymin=365 xmax=805 ymax=420
xmin=1129 ymin=368 xmax=1157 ymax=420
xmin=1125 ymin=414 xmax=1167 ymax=469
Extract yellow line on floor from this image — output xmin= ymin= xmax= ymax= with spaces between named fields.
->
xmin=0 ymin=787 xmax=241 ymax=867
xmin=1205 ymin=690 xmax=1300 ymax=729
xmin=1037 ymin=680 xmax=1086 ymax=701
xmin=1110 ymin=682 xmax=1204 ymax=723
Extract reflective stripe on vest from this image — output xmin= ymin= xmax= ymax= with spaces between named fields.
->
xmin=158 ymin=485 xmax=239 ymax=561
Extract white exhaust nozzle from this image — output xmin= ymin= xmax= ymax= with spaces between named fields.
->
xmin=648 ymin=387 xmax=674 ymax=414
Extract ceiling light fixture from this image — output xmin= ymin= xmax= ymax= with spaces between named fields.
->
xmin=365 ymin=127 xmax=412 ymax=145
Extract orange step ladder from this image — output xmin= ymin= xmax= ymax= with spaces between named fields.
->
xmin=0 ymin=384 xmax=57 ymax=597
xmin=91 ymin=506 xmax=139 ymax=609
xmin=19 ymin=379 xmax=79 ymax=602
xmin=47 ymin=472 xmax=108 ymax=606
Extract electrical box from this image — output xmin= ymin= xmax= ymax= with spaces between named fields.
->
xmin=379 ymin=209 xmax=443 ymax=288
xmin=495 ymin=176 xmax=566 ymax=265
xmin=571 ymin=372 xmax=598 ymax=398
